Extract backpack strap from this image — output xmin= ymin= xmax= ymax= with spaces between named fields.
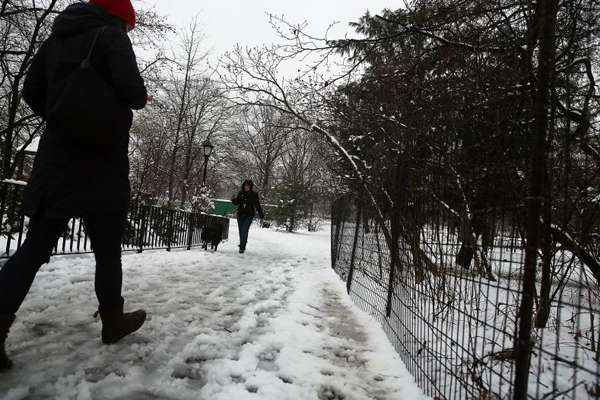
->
xmin=81 ymin=26 xmax=106 ymax=68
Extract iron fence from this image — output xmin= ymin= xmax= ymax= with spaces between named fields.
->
xmin=331 ymin=196 xmax=600 ymax=400
xmin=0 ymin=181 xmax=229 ymax=259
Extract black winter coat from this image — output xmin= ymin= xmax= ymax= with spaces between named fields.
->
xmin=232 ymin=191 xmax=264 ymax=219
xmin=22 ymin=3 xmax=147 ymax=218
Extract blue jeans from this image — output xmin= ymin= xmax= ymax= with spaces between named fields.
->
xmin=237 ymin=216 xmax=253 ymax=250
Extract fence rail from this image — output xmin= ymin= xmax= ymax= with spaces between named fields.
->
xmin=331 ymin=197 xmax=600 ymax=400
xmin=0 ymin=181 xmax=229 ymax=259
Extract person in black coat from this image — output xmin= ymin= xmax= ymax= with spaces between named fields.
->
xmin=231 ymin=180 xmax=264 ymax=253
xmin=0 ymin=0 xmax=147 ymax=372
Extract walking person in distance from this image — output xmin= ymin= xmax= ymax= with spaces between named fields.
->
xmin=0 ymin=0 xmax=148 ymax=372
xmin=231 ymin=180 xmax=265 ymax=254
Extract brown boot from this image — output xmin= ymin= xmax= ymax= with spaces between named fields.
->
xmin=99 ymin=304 xmax=146 ymax=345
xmin=0 ymin=315 xmax=15 ymax=372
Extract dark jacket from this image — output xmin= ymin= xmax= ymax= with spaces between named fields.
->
xmin=22 ymin=2 xmax=147 ymax=218
xmin=231 ymin=181 xmax=264 ymax=219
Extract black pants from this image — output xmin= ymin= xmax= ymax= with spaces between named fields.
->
xmin=0 ymin=213 xmax=125 ymax=316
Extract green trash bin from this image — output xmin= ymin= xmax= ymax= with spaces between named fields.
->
xmin=210 ymin=199 xmax=237 ymax=217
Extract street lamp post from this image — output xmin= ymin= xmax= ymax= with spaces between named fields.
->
xmin=202 ymin=139 xmax=214 ymax=186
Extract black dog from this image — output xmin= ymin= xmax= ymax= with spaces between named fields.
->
xmin=201 ymin=224 xmax=223 ymax=251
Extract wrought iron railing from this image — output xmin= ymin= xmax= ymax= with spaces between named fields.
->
xmin=0 ymin=181 xmax=229 ymax=259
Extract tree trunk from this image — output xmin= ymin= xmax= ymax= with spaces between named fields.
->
xmin=514 ymin=0 xmax=559 ymax=398
xmin=180 ymin=132 xmax=195 ymax=205
xmin=262 ymin=157 xmax=271 ymax=201
xmin=167 ymin=143 xmax=179 ymax=203
xmin=535 ymin=104 xmax=556 ymax=329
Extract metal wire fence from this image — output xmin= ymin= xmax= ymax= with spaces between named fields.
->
xmin=331 ymin=197 xmax=600 ymax=400
xmin=0 ymin=181 xmax=229 ymax=259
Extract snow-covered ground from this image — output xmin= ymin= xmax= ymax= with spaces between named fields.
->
xmin=0 ymin=222 xmax=425 ymax=400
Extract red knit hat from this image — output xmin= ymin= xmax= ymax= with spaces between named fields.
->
xmin=89 ymin=0 xmax=136 ymax=31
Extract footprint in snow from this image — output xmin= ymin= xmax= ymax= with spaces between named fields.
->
xmin=254 ymin=304 xmax=280 ymax=317
xmin=111 ymin=391 xmax=177 ymax=400
xmin=257 ymin=347 xmax=280 ymax=372
xmin=70 ymin=275 xmax=91 ymax=284
xmin=171 ymin=364 xmax=206 ymax=384
xmin=246 ymin=384 xmax=259 ymax=393
xmin=223 ymin=307 xmax=244 ymax=318
xmin=84 ymin=366 xmax=125 ymax=383
xmin=185 ymin=356 xmax=210 ymax=364
xmin=329 ymin=346 xmax=368 ymax=368
xmin=256 ymin=316 xmax=270 ymax=328
xmin=318 ymin=385 xmax=347 ymax=400
xmin=30 ymin=322 xmax=57 ymax=337
xmin=255 ymin=288 xmax=273 ymax=301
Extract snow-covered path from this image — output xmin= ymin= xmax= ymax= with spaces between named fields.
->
xmin=1 ymin=223 xmax=424 ymax=400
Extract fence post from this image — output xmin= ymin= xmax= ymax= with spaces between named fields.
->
xmin=186 ymin=212 xmax=194 ymax=250
xmin=167 ymin=209 xmax=174 ymax=252
xmin=3 ymin=183 xmax=16 ymax=256
xmin=346 ymin=198 xmax=362 ymax=294
xmin=331 ymin=200 xmax=341 ymax=268
xmin=385 ymin=162 xmax=403 ymax=318
xmin=385 ymin=210 xmax=400 ymax=317
xmin=137 ymin=204 xmax=146 ymax=254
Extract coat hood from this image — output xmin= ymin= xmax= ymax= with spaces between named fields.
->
xmin=52 ymin=3 xmax=123 ymax=37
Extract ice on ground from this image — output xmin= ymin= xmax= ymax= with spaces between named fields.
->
xmin=0 ymin=222 xmax=425 ymax=400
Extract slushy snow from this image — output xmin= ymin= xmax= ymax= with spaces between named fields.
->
xmin=0 ymin=222 xmax=425 ymax=400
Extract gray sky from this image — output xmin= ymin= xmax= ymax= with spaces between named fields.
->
xmin=140 ymin=0 xmax=401 ymax=57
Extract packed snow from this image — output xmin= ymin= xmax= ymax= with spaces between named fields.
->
xmin=0 ymin=221 xmax=425 ymax=400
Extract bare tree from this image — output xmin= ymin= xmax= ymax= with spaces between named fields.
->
xmin=222 ymin=104 xmax=289 ymax=200
xmin=129 ymin=17 xmax=230 ymax=207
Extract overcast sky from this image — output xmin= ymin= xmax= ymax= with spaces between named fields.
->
xmin=140 ymin=0 xmax=401 ymax=57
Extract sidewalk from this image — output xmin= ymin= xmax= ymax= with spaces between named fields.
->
xmin=1 ymin=223 xmax=425 ymax=400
